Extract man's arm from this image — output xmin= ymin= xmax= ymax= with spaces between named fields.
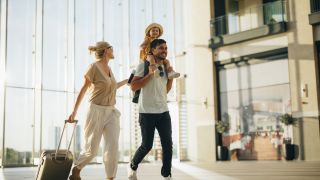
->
xmin=130 ymin=74 xmax=153 ymax=91
xmin=131 ymin=64 xmax=156 ymax=91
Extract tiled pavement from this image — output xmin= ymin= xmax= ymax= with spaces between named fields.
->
xmin=1 ymin=161 xmax=320 ymax=180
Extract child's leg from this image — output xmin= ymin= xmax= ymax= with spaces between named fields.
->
xmin=164 ymin=59 xmax=180 ymax=79
xmin=163 ymin=59 xmax=172 ymax=72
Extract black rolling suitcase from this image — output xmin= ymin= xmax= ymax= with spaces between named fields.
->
xmin=36 ymin=120 xmax=78 ymax=180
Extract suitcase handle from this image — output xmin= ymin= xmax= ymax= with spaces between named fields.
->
xmin=55 ymin=120 xmax=78 ymax=160
xmin=65 ymin=120 xmax=78 ymax=123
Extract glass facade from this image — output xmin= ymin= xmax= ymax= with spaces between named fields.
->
xmin=0 ymin=0 xmax=184 ymax=167
xmin=4 ymin=0 xmax=36 ymax=167
xmin=42 ymin=0 xmax=68 ymax=91
xmin=6 ymin=0 xmax=36 ymax=88
xmin=211 ymin=0 xmax=287 ymax=36
xmin=218 ymin=56 xmax=291 ymax=160
xmin=5 ymin=87 xmax=34 ymax=166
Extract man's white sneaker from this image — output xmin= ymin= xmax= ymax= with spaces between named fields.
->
xmin=163 ymin=176 xmax=172 ymax=180
xmin=168 ymin=71 xmax=180 ymax=79
xmin=127 ymin=163 xmax=137 ymax=180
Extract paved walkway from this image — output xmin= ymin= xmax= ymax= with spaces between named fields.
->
xmin=1 ymin=161 xmax=320 ymax=180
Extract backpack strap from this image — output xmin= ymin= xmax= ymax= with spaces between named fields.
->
xmin=132 ymin=61 xmax=150 ymax=103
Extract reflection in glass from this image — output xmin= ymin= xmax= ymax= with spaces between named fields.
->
xmin=219 ymin=58 xmax=291 ymax=160
xmin=227 ymin=0 xmax=239 ymax=34
xmin=4 ymin=87 xmax=34 ymax=166
xmin=263 ymin=0 xmax=286 ymax=24
xmin=6 ymin=0 xmax=36 ymax=88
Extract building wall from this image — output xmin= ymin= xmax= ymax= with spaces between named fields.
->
xmin=287 ymin=0 xmax=320 ymax=161
xmin=183 ymin=0 xmax=216 ymax=162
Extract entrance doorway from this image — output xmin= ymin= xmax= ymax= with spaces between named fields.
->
xmin=217 ymin=50 xmax=290 ymax=160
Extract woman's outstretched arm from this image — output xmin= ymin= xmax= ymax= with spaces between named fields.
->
xmin=117 ymin=79 xmax=128 ymax=89
xmin=67 ymin=77 xmax=91 ymax=122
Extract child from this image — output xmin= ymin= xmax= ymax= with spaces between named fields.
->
xmin=140 ymin=23 xmax=180 ymax=79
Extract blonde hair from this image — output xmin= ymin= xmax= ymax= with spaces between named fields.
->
xmin=88 ymin=41 xmax=111 ymax=59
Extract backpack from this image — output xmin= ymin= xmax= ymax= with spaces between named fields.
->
xmin=132 ymin=61 xmax=150 ymax=103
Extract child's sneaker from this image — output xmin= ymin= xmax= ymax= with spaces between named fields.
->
xmin=168 ymin=71 xmax=180 ymax=79
xmin=127 ymin=163 xmax=137 ymax=180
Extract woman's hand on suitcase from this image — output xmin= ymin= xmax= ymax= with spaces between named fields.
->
xmin=68 ymin=112 xmax=76 ymax=123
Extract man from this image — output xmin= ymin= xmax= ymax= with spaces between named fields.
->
xmin=128 ymin=39 xmax=173 ymax=180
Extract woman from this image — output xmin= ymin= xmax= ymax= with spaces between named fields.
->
xmin=68 ymin=41 xmax=127 ymax=180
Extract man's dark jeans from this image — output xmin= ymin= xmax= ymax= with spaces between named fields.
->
xmin=131 ymin=111 xmax=172 ymax=177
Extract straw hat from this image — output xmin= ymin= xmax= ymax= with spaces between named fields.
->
xmin=145 ymin=23 xmax=163 ymax=37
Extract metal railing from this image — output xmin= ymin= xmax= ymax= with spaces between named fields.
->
xmin=310 ymin=0 xmax=320 ymax=13
xmin=211 ymin=0 xmax=287 ymax=36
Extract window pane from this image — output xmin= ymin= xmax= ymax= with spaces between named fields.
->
xmin=6 ymin=0 xmax=36 ymax=88
xmin=74 ymin=0 xmax=96 ymax=91
xmin=174 ymin=0 xmax=186 ymax=54
xmin=219 ymin=58 xmax=291 ymax=160
xmin=42 ymin=0 xmax=67 ymax=91
xmin=219 ymin=59 xmax=289 ymax=92
xmin=4 ymin=87 xmax=34 ymax=166
xmin=128 ymin=0 xmax=148 ymax=63
xmin=42 ymin=91 xmax=67 ymax=150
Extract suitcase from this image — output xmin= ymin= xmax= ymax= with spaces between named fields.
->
xmin=36 ymin=120 xmax=78 ymax=180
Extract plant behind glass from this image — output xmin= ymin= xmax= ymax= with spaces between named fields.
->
xmin=216 ymin=112 xmax=230 ymax=134
xmin=279 ymin=113 xmax=297 ymax=144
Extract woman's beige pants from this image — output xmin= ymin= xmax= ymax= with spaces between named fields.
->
xmin=75 ymin=103 xmax=120 ymax=178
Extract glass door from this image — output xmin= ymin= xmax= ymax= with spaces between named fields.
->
xmin=227 ymin=0 xmax=239 ymax=34
xmin=218 ymin=55 xmax=291 ymax=160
